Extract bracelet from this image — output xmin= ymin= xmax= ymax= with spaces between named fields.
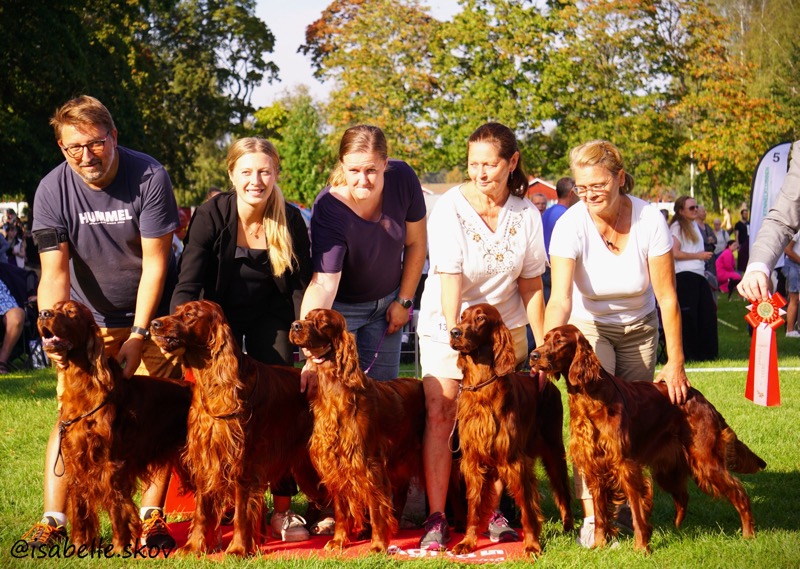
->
xmin=130 ymin=325 xmax=150 ymax=339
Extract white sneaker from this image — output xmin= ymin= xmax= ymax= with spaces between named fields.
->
xmin=270 ymin=510 xmax=309 ymax=542
xmin=786 ymin=331 xmax=800 ymax=338
xmin=576 ymin=519 xmax=595 ymax=548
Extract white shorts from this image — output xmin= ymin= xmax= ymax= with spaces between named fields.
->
xmin=419 ymin=326 xmax=529 ymax=379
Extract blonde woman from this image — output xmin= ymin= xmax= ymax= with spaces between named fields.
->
xmin=670 ymin=195 xmax=718 ymax=361
xmin=545 ymin=140 xmax=691 ymax=547
xmin=171 ymin=137 xmax=312 ymax=541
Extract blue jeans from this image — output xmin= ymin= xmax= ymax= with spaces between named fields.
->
xmin=332 ymin=288 xmax=402 ymax=381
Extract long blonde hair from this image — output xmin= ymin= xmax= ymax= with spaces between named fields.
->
xmin=669 ymin=195 xmax=700 ymax=244
xmin=327 ymin=125 xmax=388 ymax=187
xmin=227 ymin=137 xmax=297 ymax=275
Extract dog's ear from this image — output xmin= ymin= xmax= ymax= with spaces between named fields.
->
xmin=493 ymin=323 xmax=517 ymax=377
xmin=87 ymin=321 xmax=114 ymax=389
xmin=570 ymin=330 xmax=602 ymax=386
xmin=208 ymin=306 xmax=240 ymax=375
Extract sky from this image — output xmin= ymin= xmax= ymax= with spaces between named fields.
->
xmin=252 ymin=0 xmax=461 ymax=108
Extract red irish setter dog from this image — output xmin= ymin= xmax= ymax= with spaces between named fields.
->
xmin=448 ymin=304 xmax=573 ymax=556
xmin=38 ymin=300 xmax=191 ymax=552
xmin=289 ymin=308 xmax=425 ymax=553
xmin=150 ymin=300 xmax=325 ymax=557
xmin=530 ymin=324 xmax=766 ymax=552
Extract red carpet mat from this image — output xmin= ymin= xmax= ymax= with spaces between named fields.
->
xmin=168 ymin=521 xmax=532 ymax=563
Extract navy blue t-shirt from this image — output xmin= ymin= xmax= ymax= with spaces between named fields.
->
xmin=311 ymin=159 xmax=426 ymax=303
xmin=33 ymin=146 xmax=179 ymax=327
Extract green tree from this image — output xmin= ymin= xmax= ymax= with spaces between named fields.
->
xmin=0 ymin=0 xmax=278 ymax=207
xmin=427 ymin=0 xmax=550 ymax=173
xmin=667 ymin=1 xmax=788 ymax=210
xmin=300 ymin=0 xmax=436 ymax=172
xmin=264 ymin=87 xmax=333 ymax=207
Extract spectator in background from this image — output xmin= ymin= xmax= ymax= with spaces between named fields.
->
xmin=6 ymin=225 xmax=26 ymax=268
xmin=781 ymin=232 xmax=800 ymax=337
xmin=734 ymin=207 xmax=750 ymax=272
xmin=715 ymin=240 xmax=742 ymax=301
xmin=722 ymin=207 xmax=733 ymax=231
xmin=171 ymin=208 xmax=191 ymax=261
xmin=713 ymin=218 xmax=730 ymax=255
xmin=0 ymin=263 xmax=27 ymax=373
xmin=0 ymin=232 xmax=9 ymax=264
xmin=670 ymin=196 xmax=718 ymax=361
xmin=541 ymin=177 xmax=575 ymax=303
xmin=531 ymin=192 xmax=547 ymax=215
xmin=204 ymin=186 xmax=222 ymax=202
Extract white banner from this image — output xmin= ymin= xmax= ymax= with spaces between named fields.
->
xmin=749 ymin=142 xmax=792 ymax=265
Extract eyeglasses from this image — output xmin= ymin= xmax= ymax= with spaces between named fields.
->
xmin=686 ymin=205 xmax=699 ymax=211
xmin=573 ymin=179 xmax=613 ymax=196
xmin=61 ymin=133 xmax=110 ymax=159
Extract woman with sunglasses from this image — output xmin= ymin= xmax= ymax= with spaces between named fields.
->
xmin=670 ymin=195 xmax=718 ymax=361
xmin=544 ymin=140 xmax=691 ymax=548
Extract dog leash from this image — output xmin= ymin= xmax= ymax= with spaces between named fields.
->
xmin=447 ymin=374 xmax=498 ymax=453
xmin=53 ymin=396 xmax=110 ymax=477
xmin=362 ymin=328 xmax=389 ymax=375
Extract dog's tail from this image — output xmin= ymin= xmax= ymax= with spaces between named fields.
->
xmin=724 ymin=428 xmax=767 ymax=474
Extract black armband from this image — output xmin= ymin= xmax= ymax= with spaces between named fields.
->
xmin=32 ymin=228 xmax=68 ymax=252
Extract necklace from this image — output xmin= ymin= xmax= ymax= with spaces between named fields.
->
xmin=599 ymin=198 xmax=624 ymax=249
xmin=244 ymin=220 xmax=263 ymax=239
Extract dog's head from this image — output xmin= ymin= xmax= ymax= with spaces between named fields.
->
xmin=290 ymin=308 xmax=366 ymax=389
xmin=289 ymin=308 xmax=347 ymax=362
xmin=450 ymin=303 xmax=516 ymax=377
xmin=38 ymin=300 xmax=103 ymax=364
xmin=529 ymin=324 xmax=600 ymax=388
xmin=150 ymin=300 xmax=233 ymax=361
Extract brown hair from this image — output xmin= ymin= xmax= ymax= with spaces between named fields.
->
xmin=50 ymin=95 xmax=116 ymax=141
xmin=328 ymin=125 xmax=388 ymax=187
xmin=468 ymin=122 xmax=528 ymax=197
xmin=568 ymin=140 xmax=635 ymax=194
xmin=669 ymin=195 xmax=700 ymax=244
xmin=226 ymin=137 xmax=296 ymax=275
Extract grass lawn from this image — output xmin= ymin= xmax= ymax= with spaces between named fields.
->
xmin=0 ymin=298 xmax=798 ymax=567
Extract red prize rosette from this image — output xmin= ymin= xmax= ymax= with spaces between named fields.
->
xmin=744 ymin=293 xmax=784 ymax=406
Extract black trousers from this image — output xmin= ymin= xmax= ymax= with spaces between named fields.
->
xmin=676 ymin=271 xmax=719 ymax=361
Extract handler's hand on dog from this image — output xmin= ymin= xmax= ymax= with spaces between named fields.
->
xmin=116 ymin=338 xmax=143 ymax=379
xmin=300 ymin=357 xmax=318 ymax=399
xmin=656 ymin=361 xmax=691 ymax=405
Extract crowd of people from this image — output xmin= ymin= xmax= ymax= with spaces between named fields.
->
xmin=19 ymin=94 xmax=786 ymax=553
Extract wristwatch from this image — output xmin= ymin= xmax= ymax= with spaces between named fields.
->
xmin=395 ymin=297 xmax=414 ymax=309
xmin=130 ymin=325 xmax=150 ymax=339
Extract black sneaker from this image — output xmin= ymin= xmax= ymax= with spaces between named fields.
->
xmin=140 ymin=508 xmax=176 ymax=549
xmin=22 ymin=516 xmax=67 ymax=549
xmin=419 ymin=511 xmax=450 ymax=551
xmin=486 ymin=511 xmax=519 ymax=542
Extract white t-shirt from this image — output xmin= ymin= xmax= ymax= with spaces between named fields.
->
xmin=417 ymin=185 xmax=547 ymax=342
xmin=549 ymin=195 xmax=673 ymax=324
xmin=671 ymin=221 xmax=705 ymax=276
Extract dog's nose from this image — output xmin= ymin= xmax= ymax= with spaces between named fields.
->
xmin=291 ymin=321 xmax=303 ymax=332
xmin=450 ymin=328 xmax=462 ymax=339
xmin=151 ymin=319 xmax=162 ymax=330
xmin=530 ymin=351 xmax=541 ymax=362
xmin=38 ymin=309 xmax=53 ymax=320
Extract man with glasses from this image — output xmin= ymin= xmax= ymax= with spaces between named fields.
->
xmin=24 ymin=95 xmax=181 ymax=550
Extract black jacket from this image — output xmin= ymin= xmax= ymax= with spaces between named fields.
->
xmin=170 ymin=191 xmax=311 ymax=317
